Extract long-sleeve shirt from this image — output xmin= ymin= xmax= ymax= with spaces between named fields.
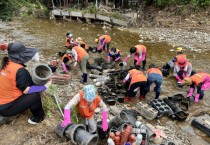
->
xmin=64 ymin=93 xmax=107 ymax=111
xmin=71 ymin=49 xmax=78 ymax=67
xmin=173 ymin=63 xmax=192 ymax=77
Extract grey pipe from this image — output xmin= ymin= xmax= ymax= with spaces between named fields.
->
xmin=74 ymin=128 xmax=99 ymax=145
xmin=108 ymin=111 xmax=129 ymax=128
xmin=31 ymin=63 xmax=52 ymax=85
xmin=91 ymin=69 xmax=102 ymax=75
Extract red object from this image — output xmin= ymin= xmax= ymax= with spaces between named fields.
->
xmin=0 ymin=43 xmax=7 ymax=51
xmin=120 ymin=125 xmax=133 ymax=145
xmin=138 ymin=96 xmax=143 ymax=101
xmin=129 ymin=134 xmax=136 ymax=143
xmin=124 ymin=97 xmax=133 ymax=102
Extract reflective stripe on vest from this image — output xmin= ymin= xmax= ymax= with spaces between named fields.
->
xmin=190 ymin=73 xmax=209 ymax=86
xmin=73 ymin=46 xmax=88 ymax=61
xmin=129 ymin=69 xmax=147 ymax=85
xmin=77 ymin=91 xmax=101 ymax=119
xmin=147 ymin=68 xmax=162 ymax=76
xmin=99 ymin=35 xmax=111 ymax=43
xmin=0 ymin=61 xmax=23 ymax=105
xmin=135 ymin=45 xmax=147 ymax=54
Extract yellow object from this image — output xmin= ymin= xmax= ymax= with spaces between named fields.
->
xmin=176 ymin=47 xmax=183 ymax=52
xmin=76 ymin=37 xmax=83 ymax=42
xmin=95 ymin=38 xmax=99 ymax=43
xmin=183 ymin=78 xmax=192 ymax=85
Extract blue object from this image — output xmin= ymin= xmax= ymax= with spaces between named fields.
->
xmin=83 ymin=84 xmax=96 ymax=102
xmin=68 ymin=33 xmax=73 ymax=37
xmin=27 ymin=86 xmax=46 ymax=94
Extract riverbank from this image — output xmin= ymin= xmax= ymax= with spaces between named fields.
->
xmin=0 ymin=19 xmax=210 ymax=145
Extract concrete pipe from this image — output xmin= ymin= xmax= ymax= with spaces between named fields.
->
xmin=31 ymin=63 xmax=52 ymax=85
xmin=108 ymin=111 xmax=129 ymax=128
xmin=74 ymin=128 xmax=99 ymax=145
xmin=55 ymin=122 xmax=71 ymax=138
xmin=65 ymin=123 xmax=86 ymax=144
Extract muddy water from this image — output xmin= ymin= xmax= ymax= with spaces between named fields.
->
xmin=1 ymin=19 xmax=210 ymax=144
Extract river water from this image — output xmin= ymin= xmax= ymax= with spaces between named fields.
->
xmin=0 ymin=19 xmax=210 ymax=144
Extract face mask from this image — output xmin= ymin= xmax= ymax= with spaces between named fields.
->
xmin=32 ymin=52 xmax=40 ymax=62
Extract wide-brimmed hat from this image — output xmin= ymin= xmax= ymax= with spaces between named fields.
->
xmin=76 ymin=37 xmax=83 ymax=42
xmin=177 ymin=58 xmax=187 ymax=67
xmin=8 ymin=42 xmax=38 ymax=64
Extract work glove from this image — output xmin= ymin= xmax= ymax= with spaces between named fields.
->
xmin=61 ymin=109 xmax=71 ymax=127
xmin=187 ymin=88 xmax=194 ymax=97
xmin=102 ymin=111 xmax=108 ymax=131
xmin=123 ymin=55 xmax=130 ymax=62
xmin=122 ymin=79 xmax=126 ymax=84
xmin=175 ymin=75 xmax=182 ymax=84
xmin=107 ymin=56 xmax=111 ymax=63
xmin=194 ymin=94 xmax=200 ymax=103
xmin=135 ymin=58 xmax=141 ymax=66
xmin=114 ymin=57 xmax=120 ymax=62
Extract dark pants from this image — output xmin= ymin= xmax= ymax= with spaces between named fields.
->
xmin=134 ymin=56 xmax=146 ymax=69
xmin=0 ymin=93 xmax=45 ymax=120
xmin=103 ymin=42 xmax=110 ymax=52
xmin=177 ymin=70 xmax=196 ymax=80
xmin=143 ymin=74 xmax=162 ymax=99
xmin=127 ymin=81 xmax=146 ymax=98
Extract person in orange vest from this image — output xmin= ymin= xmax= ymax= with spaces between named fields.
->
xmin=0 ymin=42 xmax=52 ymax=125
xmin=65 ymin=33 xmax=74 ymax=47
xmin=68 ymin=45 xmax=89 ymax=83
xmin=122 ymin=69 xmax=147 ymax=102
xmin=107 ymin=47 xmax=121 ymax=62
xmin=61 ymin=85 xmax=108 ymax=134
xmin=162 ymin=47 xmax=186 ymax=76
xmin=183 ymin=73 xmax=210 ymax=102
xmin=75 ymin=37 xmax=89 ymax=52
xmin=95 ymin=34 xmax=111 ymax=53
xmin=143 ymin=64 xmax=163 ymax=99
xmin=60 ymin=50 xmax=74 ymax=74
xmin=123 ymin=44 xmax=147 ymax=70
xmin=173 ymin=57 xmax=195 ymax=86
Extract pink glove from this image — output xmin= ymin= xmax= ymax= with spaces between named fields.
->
xmin=61 ymin=109 xmax=71 ymax=127
xmin=194 ymin=94 xmax=200 ymax=102
xmin=122 ymin=79 xmax=126 ymax=84
xmin=61 ymin=62 xmax=67 ymax=72
xmin=135 ymin=58 xmax=141 ymax=66
xmin=175 ymin=75 xmax=182 ymax=84
xmin=123 ymin=55 xmax=130 ymax=62
xmin=187 ymin=88 xmax=194 ymax=97
xmin=102 ymin=111 xmax=108 ymax=131
xmin=107 ymin=55 xmax=111 ymax=62
xmin=115 ymin=57 xmax=120 ymax=62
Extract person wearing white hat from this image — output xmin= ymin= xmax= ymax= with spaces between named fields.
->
xmin=61 ymin=85 xmax=108 ymax=134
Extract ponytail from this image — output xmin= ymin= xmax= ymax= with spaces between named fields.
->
xmin=1 ymin=57 xmax=9 ymax=70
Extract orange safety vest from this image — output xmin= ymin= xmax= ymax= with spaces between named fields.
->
xmin=135 ymin=45 xmax=147 ymax=54
xmin=175 ymin=61 xmax=189 ymax=70
xmin=77 ymin=91 xmax=101 ymax=119
xmin=190 ymin=73 xmax=210 ymax=86
xmin=147 ymin=68 xmax=162 ymax=76
xmin=73 ymin=46 xmax=88 ymax=61
xmin=60 ymin=54 xmax=72 ymax=64
xmin=175 ymin=54 xmax=186 ymax=62
xmin=99 ymin=35 xmax=111 ymax=44
xmin=0 ymin=61 xmax=23 ymax=105
xmin=66 ymin=37 xmax=70 ymax=46
xmin=129 ymin=69 xmax=147 ymax=85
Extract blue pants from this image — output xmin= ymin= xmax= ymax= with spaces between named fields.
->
xmin=144 ymin=73 xmax=162 ymax=99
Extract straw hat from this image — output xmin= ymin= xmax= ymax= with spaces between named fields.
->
xmin=76 ymin=37 xmax=83 ymax=42
xmin=183 ymin=78 xmax=192 ymax=85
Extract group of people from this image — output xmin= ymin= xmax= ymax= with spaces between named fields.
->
xmin=0 ymin=32 xmax=209 ymax=139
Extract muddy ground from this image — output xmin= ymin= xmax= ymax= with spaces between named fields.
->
xmin=0 ymin=11 xmax=210 ymax=145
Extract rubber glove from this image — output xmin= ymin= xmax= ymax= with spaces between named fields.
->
xmin=61 ymin=62 xmax=67 ymax=72
xmin=187 ymin=88 xmax=194 ymax=97
xmin=175 ymin=75 xmax=182 ymax=84
xmin=61 ymin=109 xmax=71 ymax=127
xmin=194 ymin=94 xmax=200 ymax=103
xmin=115 ymin=57 xmax=120 ymax=62
xmin=107 ymin=55 xmax=111 ymax=62
xmin=123 ymin=54 xmax=130 ymax=62
xmin=102 ymin=111 xmax=108 ymax=131
xmin=122 ymin=79 xmax=126 ymax=84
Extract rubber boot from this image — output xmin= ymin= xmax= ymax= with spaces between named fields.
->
xmin=155 ymin=92 xmax=160 ymax=99
xmin=81 ymin=73 xmax=87 ymax=83
xmin=138 ymin=96 xmax=143 ymax=101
